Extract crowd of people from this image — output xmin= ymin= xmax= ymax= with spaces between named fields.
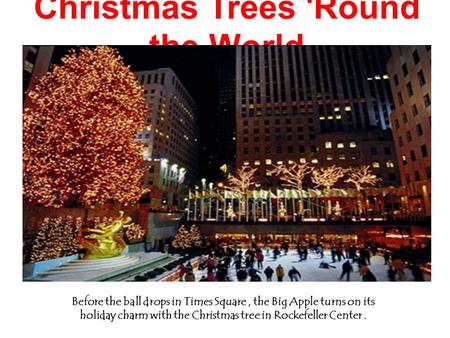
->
xmin=175 ymin=241 xmax=426 ymax=282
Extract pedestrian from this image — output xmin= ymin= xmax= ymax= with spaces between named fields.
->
xmin=387 ymin=265 xmax=396 ymax=281
xmin=362 ymin=268 xmax=377 ymax=282
xmin=184 ymin=271 xmax=195 ymax=282
xmin=255 ymin=250 xmax=264 ymax=270
xmin=384 ymin=249 xmax=391 ymax=265
xmin=178 ymin=263 xmax=186 ymax=281
xmin=339 ymin=260 xmax=353 ymax=281
xmin=331 ymin=245 xmax=337 ymax=263
xmin=288 ymin=266 xmax=302 ymax=281
xmin=276 ymin=264 xmax=285 ymax=282
xmin=411 ymin=263 xmax=425 ymax=281
xmin=392 ymin=258 xmax=405 ymax=281
xmin=273 ymin=246 xmax=281 ymax=260
xmin=237 ymin=268 xmax=248 ymax=282
xmin=264 ymin=266 xmax=274 ymax=281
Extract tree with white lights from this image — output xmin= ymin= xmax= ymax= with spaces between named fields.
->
xmin=345 ymin=165 xmax=381 ymax=216
xmin=269 ymin=162 xmax=312 ymax=219
xmin=312 ymin=165 xmax=347 ymax=215
xmin=226 ymin=166 xmax=257 ymax=221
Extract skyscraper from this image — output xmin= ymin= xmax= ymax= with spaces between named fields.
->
xmin=136 ymin=68 xmax=199 ymax=209
xmin=387 ymin=46 xmax=431 ymax=215
xmin=236 ymin=46 xmax=399 ymax=187
xmin=23 ymin=46 xmax=54 ymax=97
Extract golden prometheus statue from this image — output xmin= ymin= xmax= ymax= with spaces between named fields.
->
xmin=79 ymin=211 xmax=131 ymax=260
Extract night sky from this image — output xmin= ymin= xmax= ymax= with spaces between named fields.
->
xmin=52 ymin=46 xmax=236 ymax=179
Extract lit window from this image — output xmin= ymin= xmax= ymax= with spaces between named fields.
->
xmin=372 ymin=162 xmax=381 ymax=168
xmin=277 ymin=161 xmax=283 ymax=165
xmin=327 ymin=116 xmax=334 ymax=120
xmin=349 ymin=141 xmax=357 ymax=148
xmin=345 ymin=106 xmax=352 ymax=111
xmin=265 ymin=159 xmax=272 ymax=165
xmin=325 ymin=141 xmax=332 ymax=149
xmin=265 ymin=171 xmax=272 ymax=176
xmin=288 ymin=160 xmax=294 ymax=164
xmin=299 ymin=158 xmax=306 ymax=164
xmin=335 ymin=115 xmax=342 ymax=120
xmin=319 ymin=116 xmax=325 ymax=120
xmin=386 ymin=161 xmax=395 ymax=168
xmin=374 ymin=75 xmax=381 ymax=80
xmin=367 ymin=77 xmax=373 ymax=81
xmin=337 ymin=142 xmax=344 ymax=149
xmin=311 ymin=159 xmax=318 ymax=164
xmin=383 ymin=74 xmax=389 ymax=79
xmin=326 ymin=155 xmax=333 ymax=161
xmin=338 ymin=154 xmax=346 ymax=160
xmin=243 ymin=161 xmax=249 ymax=166
xmin=334 ymin=107 xmax=340 ymax=112
xmin=401 ymin=155 xmax=407 ymax=165
xmin=254 ymin=160 xmax=260 ymax=166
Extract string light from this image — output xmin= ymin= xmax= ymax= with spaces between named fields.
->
xmin=23 ymin=46 xmax=148 ymax=207
xmin=312 ymin=165 xmax=347 ymax=190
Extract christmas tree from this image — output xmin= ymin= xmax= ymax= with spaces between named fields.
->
xmin=189 ymin=224 xmax=202 ymax=247
xmin=124 ymin=223 xmax=145 ymax=242
xmin=23 ymin=46 xmax=148 ymax=208
xmin=171 ymin=224 xmax=190 ymax=249
xmin=30 ymin=216 xmax=82 ymax=262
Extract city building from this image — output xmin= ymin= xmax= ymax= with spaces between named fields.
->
xmin=236 ymin=46 xmax=399 ymax=188
xmin=387 ymin=46 xmax=431 ymax=215
xmin=135 ymin=68 xmax=199 ymax=210
xmin=23 ymin=46 xmax=54 ymax=96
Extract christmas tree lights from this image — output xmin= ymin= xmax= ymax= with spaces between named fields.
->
xmin=23 ymin=46 xmax=148 ymax=207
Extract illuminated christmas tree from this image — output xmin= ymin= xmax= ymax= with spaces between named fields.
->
xmin=345 ymin=165 xmax=381 ymax=215
xmin=226 ymin=166 xmax=257 ymax=221
xmin=311 ymin=165 xmax=347 ymax=215
xmin=23 ymin=46 xmax=148 ymax=208
xmin=30 ymin=216 xmax=81 ymax=262
xmin=171 ymin=224 xmax=190 ymax=249
xmin=189 ymin=224 xmax=202 ymax=247
xmin=124 ymin=222 xmax=145 ymax=242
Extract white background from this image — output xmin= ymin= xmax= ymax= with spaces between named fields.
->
xmin=1 ymin=0 xmax=448 ymax=337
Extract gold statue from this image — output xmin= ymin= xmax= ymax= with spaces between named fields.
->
xmin=79 ymin=211 xmax=131 ymax=259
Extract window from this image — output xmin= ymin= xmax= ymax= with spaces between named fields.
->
xmin=398 ymin=92 xmax=404 ymax=105
xmin=311 ymin=145 xmax=317 ymax=152
xmin=311 ymin=159 xmax=318 ymax=164
xmin=370 ymin=147 xmax=378 ymax=155
xmin=406 ymin=174 xmax=411 ymax=184
xmin=265 ymin=159 xmax=272 ymax=165
xmin=413 ymin=50 xmax=420 ymax=64
xmin=410 ymin=150 xmax=416 ymax=162
xmin=337 ymin=142 xmax=344 ymax=149
xmin=402 ymin=112 xmax=408 ymax=123
xmin=406 ymin=131 xmax=412 ymax=142
xmin=299 ymin=145 xmax=305 ymax=153
xmin=384 ymin=147 xmax=392 ymax=155
xmin=398 ymin=136 xmax=403 ymax=147
xmin=402 ymin=155 xmax=407 ymax=165
xmin=243 ymin=160 xmax=249 ymax=166
xmin=394 ymin=119 xmax=400 ymax=129
xmin=349 ymin=141 xmax=357 ymax=148
xmin=388 ymin=173 xmax=396 ymax=181
xmin=326 ymin=155 xmax=333 ymax=161
xmin=416 ymin=123 xmax=423 ymax=136
xmin=254 ymin=160 xmax=260 ymax=166
xmin=338 ymin=154 xmax=346 ymax=160
xmin=414 ymin=170 xmax=421 ymax=181
xmin=418 ymin=70 xmax=426 ymax=86
xmin=412 ymin=104 xmax=418 ymax=116
xmin=393 ymin=74 xmax=399 ymax=86
xmin=402 ymin=63 xmax=408 ymax=76
xmin=424 ymin=94 xmax=431 ymax=107
xmin=425 ymin=167 xmax=431 ymax=179
xmin=299 ymin=158 xmax=306 ymax=164
xmin=386 ymin=161 xmax=395 ymax=168
xmin=406 ymin=82 xmax=414 ymax=97
xmin=325 ymin=141 xmax=332 ymax=149
xmin=421 ymin=144 xmax=428 ymax=157
xmin=372 ymin=162 xmax=380 ymax=168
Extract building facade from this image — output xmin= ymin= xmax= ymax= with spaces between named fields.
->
xmin=23 ymin=46 xmax=54 ymax=96
xmin=236 ymin=46 xmax=399 ymax=188
xmin=135 ymin=68 xmax=199 ymax=210
xmin=387 ymin=46 xmax=431 ymax=215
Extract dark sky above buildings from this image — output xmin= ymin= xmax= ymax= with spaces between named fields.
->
xmin=52 ymin=46 xmax=236 ymax=179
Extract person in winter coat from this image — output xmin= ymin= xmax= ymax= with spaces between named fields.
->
xmin=178 ymin=263 xmax=186 ymax=281
xmin=237 ymin=268 xmax=248 ymax=282
xmin=288 ymin=267 xmax=301 ymax=281
xmin=255 ymin=251 xmax=264 ymax=270
xmin=184 ymin=271 xmax=195 ymax=282
xmin=362 ymin=268 xmax=377 ymax=281
xmin=264 ymin=266 xmax=274 ymax=281
xmin=276 ymin=264 xmax=285 ymax=282
xmin=339 ymin=260 xmax=354 ymax=281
